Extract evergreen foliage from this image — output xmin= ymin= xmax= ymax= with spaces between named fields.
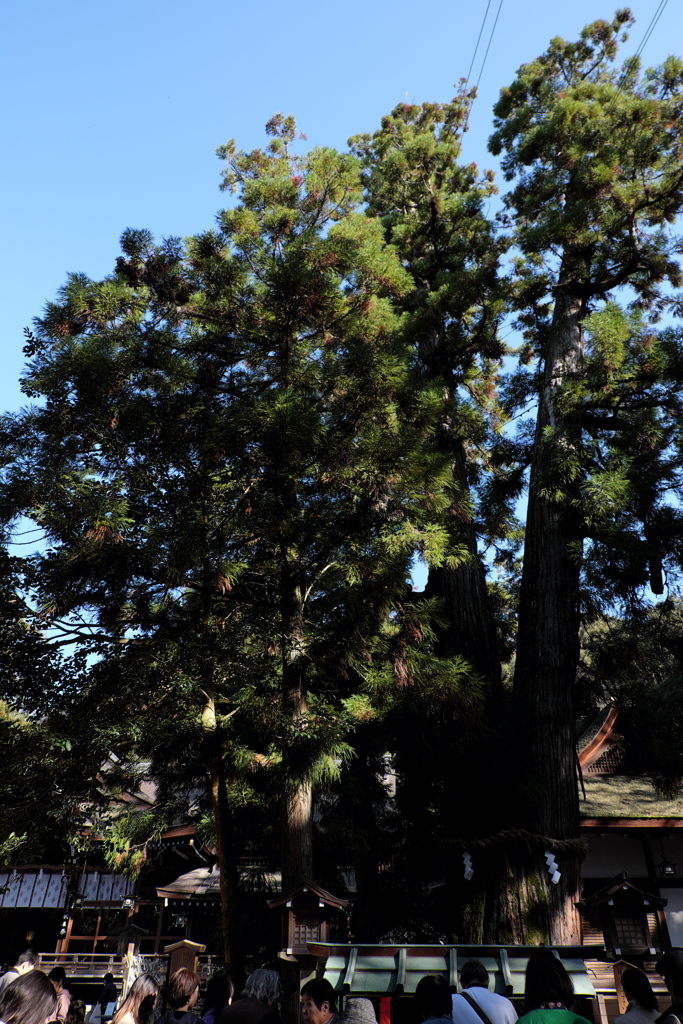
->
xmin=3 ymin=9 xmax=683 ymax=954
xmin=0 ymin=114 xmax=473 ymax=960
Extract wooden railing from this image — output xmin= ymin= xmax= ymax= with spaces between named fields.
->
xmin=37 ymin=953 xmax=125 ymax=978
xmin=36 ymin=951 xmax=222 ymax=984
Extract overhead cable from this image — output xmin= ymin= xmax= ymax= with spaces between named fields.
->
xmin=465 ymin=0 xmax=493 ymax=87
xmin=475 ymin=0 xmax=505 ymax=93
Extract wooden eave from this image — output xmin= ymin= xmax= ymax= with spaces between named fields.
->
xmin=576 ymin=873 xmax=667 ymax=910
xmin=267 ymin=879 xmax=348 ymax=911
xmin=578 ymin=706 xmax=620 ymax=770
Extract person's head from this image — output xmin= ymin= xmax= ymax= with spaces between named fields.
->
xmin=66 ymin=1000 xmax=86 ymax=1024
xmin=48 ymin=967 xmax=67 ymax=993
xmin=414 ymin=976 xmax=451 ymax=1020
xmin=245 ymin=969 xmax=280 ymax=1007
xmin=14 ymin=951 xmax=37 ymax=976
xmin=104 ymin=974 xmax=115 ymax=986
xmin=113 ymin=973 xmax=160 ymax=1024
xmin=204 ymin=973 xmax=234 ymax=1013
xmin=657 ymin=949 xmax=683 ymax=1002
xmin=621 ymin=969 xmax=658 ymax=1012
xmin=460 ymin=962 xmax=489 ymax=990
xmin=0 ymin=969 xmax=57 ymax=1024
xmin=524 ymin=951 xmax=574 ymax=1011
xmin=167 ymin=968 xmax=200 ymax=1010
xmin=301 ymin=978 xmax=337 ymax=1024
xmin=341 ymin=997 xmax=376 ymax=1024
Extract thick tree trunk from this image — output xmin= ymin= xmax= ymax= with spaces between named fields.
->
xmin=281 ymin=768 xmax=313 ymax=889
xmin=202 ymin=690 xmax=242 ymax=971
xmin=426 ymin=443 xmax=502 ymax=693
xmin=280 ymin=571 xmax=313 ymax=890
xmin=455 ymin=838 xmax=582 ymax=945
xmin=347 ymin=739 xmax=385 ymax=943
xmin=511 ymin=280 xmax=587 ymax=943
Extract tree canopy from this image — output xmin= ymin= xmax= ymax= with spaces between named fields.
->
xmin=2 ymin=9 xmax=683 ymax=956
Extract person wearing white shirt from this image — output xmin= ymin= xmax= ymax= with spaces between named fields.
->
xmin=452 ymin=961 xmax=518 ymax=1024
xmin=0 ymin=949 xmax=37 ymax=995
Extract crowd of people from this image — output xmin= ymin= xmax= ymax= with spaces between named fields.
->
xmin=1 ymin=946 xmax=683 ymax=1024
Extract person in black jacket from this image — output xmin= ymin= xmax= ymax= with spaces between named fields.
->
xmin=158 ymin=969 xmax=201 ymax=1024
xmin=99 ymin=973 xmax=118 ymax=1015
xmin=656 ymin=949 xmax=683 ymax=1024
xmin=217 ymin=969 xmax=281 ymax=1024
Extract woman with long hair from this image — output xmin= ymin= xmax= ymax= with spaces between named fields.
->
xmin=112 ymin=974 xmax=160 ymax=1024
xmin=517 ymin=950 xmax=591 ymax=1024
xmin=0 ymin=969 xmax=57 ymax=1024
xmin=614 ymin=969 xmax=659 ymax=1024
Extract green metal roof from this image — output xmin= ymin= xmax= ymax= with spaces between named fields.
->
xmin=307 ymin=944 xmax=603 ymax=998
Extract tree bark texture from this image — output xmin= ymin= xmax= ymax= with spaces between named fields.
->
xmin=457 ymin=841 xmax=583 ymax=945
xmin=280 ymin=565 xmax=313 ymax=890
xmin=511 ymin=280 xmax=586 ymax=942
xmin=426 ymin=443 xmax=502 ymax=693
xmin=202 ymin=690 xmax=242 ymax=970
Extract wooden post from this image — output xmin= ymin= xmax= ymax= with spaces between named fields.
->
xmin=122 ymin=943 xmax=135 ymax=998
xmin=164 ymin=940 xmax=206 ymax=982
xmin=613 ymin=960 xmax=636 ymax=1015
xmin=62 ymin=913 xmax=74 ymax=955
xmin=93 ymin=912 xmax=102 ymax=959
xmin=154 ymin=902 xmax=165 ymax=955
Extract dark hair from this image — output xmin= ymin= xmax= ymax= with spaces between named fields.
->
xmin=657 ymin=950 xmax=683 ymax=999
xmin=203 ymin=973 xmax=234 ymax=1013
xmin=167 ymin=968 xmax=200 ymax=1009
xmin=461 ymin=962 xmax=489 ymax=989
xmin=622 ymin=969 xmax=658 ymax=1012
xmin=524 ymin=950 xmax=574 ymax=1010
xmin=48 ymin=967 xmax=67 ymax=985
xmin=113 ymin=974 xmax=159 ymax=1024
xmin=15 ymin=951 xmax=38 ymax=969
xmin=301 ymin=979 xmax=337 ymax=1013
xmin=415 ymin=976 xmax=451 ymax=1019
xmin=104 ymin=974 xmax=115 ymax=986
xmin=0 ymin=970 xmax=57 ymax=1024
xmin=66 ymin=1000 xmax=86 ymax=1024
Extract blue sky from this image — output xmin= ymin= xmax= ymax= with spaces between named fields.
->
xmin=1 ymin=0 xmax=680 ymax=420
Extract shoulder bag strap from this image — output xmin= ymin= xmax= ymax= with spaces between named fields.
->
xmin=460 ymin=991 xmax=495 ymax=1024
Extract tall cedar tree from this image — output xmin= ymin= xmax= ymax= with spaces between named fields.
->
xmin=486 ymin=11 xmax=683 ymax=941
xmin=346 ymin=95 xmax=516 ymax=939
xmin=351 ymin=92 xmax=509 ymax=689
xmin=0 ymin=117 xmax=459 ymax=962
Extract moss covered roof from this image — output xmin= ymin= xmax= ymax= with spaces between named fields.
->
xmin=580 ymin=775 xmax=683 ymax=822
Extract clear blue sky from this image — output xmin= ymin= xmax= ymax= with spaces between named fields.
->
xmin=1 ymin=0 xmax=679 ymax=419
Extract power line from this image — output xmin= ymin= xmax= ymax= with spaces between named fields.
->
xmin=463 ymin=0 xmax=504 ymax=133
xmin=606 ymin=0 xmax=669 ymax=116
xmin=634 ymin=0 xmax=669 ymax=61
xmin=465 ymin=0 xmax=493 ymax=87
xmin=475 ymin=0 xmax=505 ymax=93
